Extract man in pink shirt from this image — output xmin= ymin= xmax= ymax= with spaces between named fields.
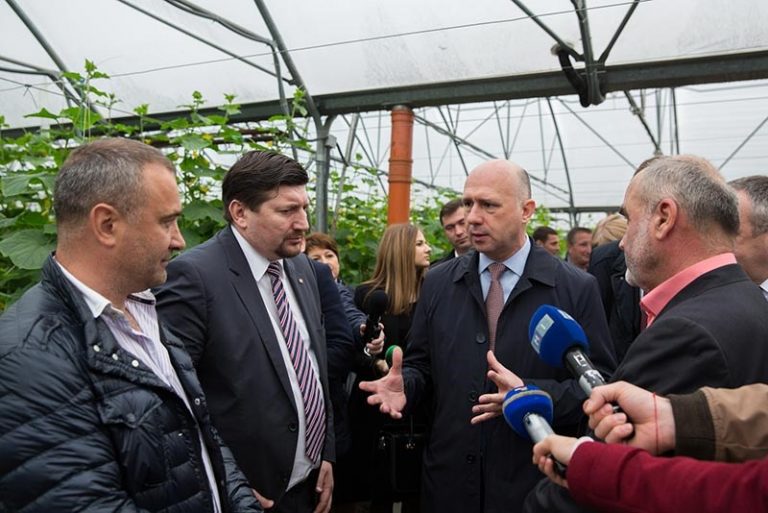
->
xmin=525 ymin=155 xmax=768 ymax=512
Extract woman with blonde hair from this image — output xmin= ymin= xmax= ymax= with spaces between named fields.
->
xmin=347 ymin=223 xmax=431 ymax=513
xmin=592 ymin=213 xmax=628 ymax=247
xmin=358 ymin=223 xmax=431 ymax=322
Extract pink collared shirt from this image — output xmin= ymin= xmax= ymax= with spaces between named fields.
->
xmin=641 ymin=253 xmax=737 ymax=327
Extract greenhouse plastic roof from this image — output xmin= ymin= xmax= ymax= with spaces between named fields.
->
xmin=2 ymin=0 xmax=768 ymax=214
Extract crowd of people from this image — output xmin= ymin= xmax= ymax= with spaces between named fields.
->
xmin=1 ymin=137 xmax=767 ymax=513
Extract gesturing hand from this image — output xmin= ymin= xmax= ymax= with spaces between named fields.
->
xmin=358 ymin=346 xmax=407 ymax=419
xmin=471 ymin=351 xmax=524 ymax=424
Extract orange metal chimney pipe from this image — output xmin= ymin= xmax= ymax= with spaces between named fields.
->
xmin=387 ymin=105 xmax=414 ymax=225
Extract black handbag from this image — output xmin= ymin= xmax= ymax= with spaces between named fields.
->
xmin=376 ymin=417 xmax=427 ymax=495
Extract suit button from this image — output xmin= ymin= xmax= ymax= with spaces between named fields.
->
xmin=126 ymin=413 xmax=136 ymax=423
xmin=475 ymin=333 xmax=487 ymax=344
xmin=466 ymin=454 xmax=476 ymax=464
xmin=194 ymin=397 xmax=202 ymax=406
xmin=468 ymin=391 xmax=478 ymax=402
xmin=288 ymin=422 xmax=298 ymax=432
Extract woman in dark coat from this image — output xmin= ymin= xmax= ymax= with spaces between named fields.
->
xmin=349 ymin=223 xmax=431 ymax=513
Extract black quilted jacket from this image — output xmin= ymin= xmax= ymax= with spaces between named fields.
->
xmin=0 ymin=256 xmax=262 ymax=513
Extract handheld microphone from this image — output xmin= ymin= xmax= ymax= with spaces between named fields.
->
xmin=503 ymin=385 xmax=567 ymax=476
xmin=529 ymin=305 xmax=629 ymax=426
xmin=529 ymin=305 xmax=608 ymax=395
xmin=361 ymin=289 xmax=388 ymax=347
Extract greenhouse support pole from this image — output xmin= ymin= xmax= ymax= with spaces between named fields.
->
xmin=388 ymin=106 xmax=414 ymax=225
xmin=315 ymin=116 xmax=336 ymax=233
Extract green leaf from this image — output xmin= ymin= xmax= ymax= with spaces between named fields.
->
xmin=177 ymin=133 xmax=211 ymax=152
xmin=59 ymin=107 xmax=102 ymax=131
xmin=183 ymin=200 xmax=222 ymax=222
xmin=207 ymin=115 xmax=228 ymax=125
xmin=219 ymin=103 xmax=240 ymax=116
xmin=2 ymin=174 xmax=34 ymax=196
xmin=60 ymin=71 xmax=83 ymax=82
xmin=163 ymin=118 xmax=189 ymax=130
xmin=24 ymin=108 xmax=60 ymax=120
xmin=0 ymin=230 xmax=55 ymax=270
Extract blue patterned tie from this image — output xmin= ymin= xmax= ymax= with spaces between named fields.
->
xmin=267 ymin=261 xmax=325 ymax=464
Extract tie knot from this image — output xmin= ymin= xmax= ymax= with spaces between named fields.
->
xmin=267 ymin=261 xmax=282 ymax=279
xmin=488 ymin=262 xmax=506 ymax=280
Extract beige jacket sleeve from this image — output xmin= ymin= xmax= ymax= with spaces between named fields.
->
xmin=703 ymin=383 xmax=768 ymax=461
xmin=669 ymin=383 xmax=768 ymax=462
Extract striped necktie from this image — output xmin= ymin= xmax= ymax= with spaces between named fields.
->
xmin=267 ymin=261 xmax=325 ymax=464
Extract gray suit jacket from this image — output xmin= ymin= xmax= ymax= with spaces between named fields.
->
xmin=155 ymin=226 xmax=334 ymax=501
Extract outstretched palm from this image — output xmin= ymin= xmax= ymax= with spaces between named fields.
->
xmin=359 ymin=346 xmax=407 ymax=419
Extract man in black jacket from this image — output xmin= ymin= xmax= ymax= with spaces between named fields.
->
xmin=0 ymin=138 xmax=261 ymax=513
xmin=524 ymin=155 xmax=768 ymax=512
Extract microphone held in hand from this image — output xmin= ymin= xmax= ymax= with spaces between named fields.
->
xmin=361 ymin=289 xmax=388 ymax=346
xmin=529 ymin=305 xmax=624 ymax=417
xmin=503 ymin=385 xmax=567 ymax=476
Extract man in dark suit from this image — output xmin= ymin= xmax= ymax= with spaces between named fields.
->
xmin=361 ymin=160 xmax=616 ymax=513
xmin=524 ymin=155 xmax=768 ymax=512
xmin=587 ymin=240 xmax=641 ymax=363
xmin=431 ymin=198 xmax=472 ymax=266
xmin=156 ymin=152 xmax=338 ymax=513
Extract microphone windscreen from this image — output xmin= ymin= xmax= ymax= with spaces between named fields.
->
xmin=528 ymin=304 xmax=589 ymax=368
xmin=502 ymin=385 xmax=553 ymax=441
xmin=363 ymin=289 xmax=389 ymax=317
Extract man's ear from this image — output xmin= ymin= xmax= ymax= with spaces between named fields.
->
xmin=653 ymin=198 xmax=678 ymax=240
xmin=89 ymin=203 xmax=122 ymax=248
xmin=228 ymin=200 xmax=248 ymax=229
xmin=521 ymin=199 xmax=537 ymax=224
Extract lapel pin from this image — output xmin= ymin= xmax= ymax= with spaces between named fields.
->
xmin=298 ymin=278 xmax=304 ymax=284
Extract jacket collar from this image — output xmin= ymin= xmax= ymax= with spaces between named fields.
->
xmin=40 ymin=255 xmax=180 ymax=392
xmin=452 ymin=240 xmax=559 ymax=289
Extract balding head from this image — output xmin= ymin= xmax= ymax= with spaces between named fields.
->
xmin=467 ymin=160 xmax=531 ymax=204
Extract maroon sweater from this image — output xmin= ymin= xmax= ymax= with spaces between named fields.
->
xmin=568 ymin=442 xmax=768 ymax=513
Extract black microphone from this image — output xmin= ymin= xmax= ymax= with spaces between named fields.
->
xmin=361 ymin=289 xmax=388 ymax=346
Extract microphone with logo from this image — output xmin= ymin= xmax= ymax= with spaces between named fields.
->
xmin=503 ymin=385 xmax=567 ymax=476
xmin=361 ymin=289 xmax=388 ymax=351
xmin=528 ymin=304 xmax=624 ymax=415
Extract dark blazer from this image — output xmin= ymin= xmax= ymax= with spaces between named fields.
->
xmin=525 ymin=263 xmax=768 ymax=513
xmin=156 ymin=227 xmax=336 ymax=502
xmin=587 ymin=241 xmax=641 ymax=363
xmin=430 ymin=250 xmax=456 ymax=268
xmin=402 ymin=243 xmax=616 ymax=513
xmin=614 ymin=264 xmax=768 ymax=392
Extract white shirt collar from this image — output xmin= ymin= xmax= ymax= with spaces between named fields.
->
xmin=230 ymin=225 xmax=282 ymax=280
xmin=55 ymin=258 xmax=154 ymax=319
xmin=478 ymin=237 xmax=531 ymax=276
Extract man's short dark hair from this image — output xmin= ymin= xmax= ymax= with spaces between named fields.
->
xmin=54 ymin=138 xmax=174 ymax=227
xmin=566 ymin=226 xmax=592 ymax=246
xmin=532 ymin=226 xmax=557 ymax=243
xmin=222 ymin=151 xmax=309 ymax=222
xmin=439 ymin=198 xmax=464 ymax=226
